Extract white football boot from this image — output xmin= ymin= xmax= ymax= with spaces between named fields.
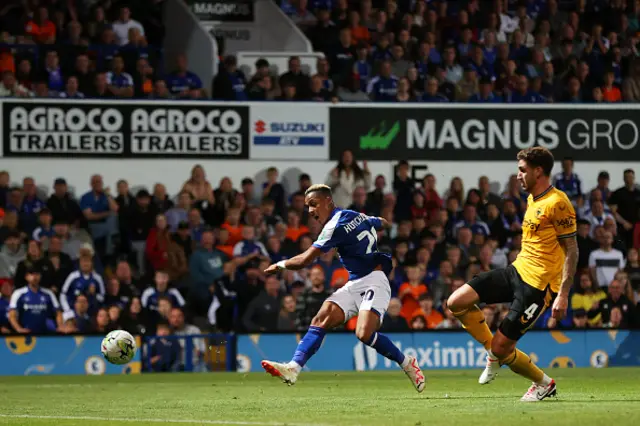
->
xmin=402 ymin=355 xmax=426 ymax=393
xmin=478 ymin=355 xmax=500 ymax=384
xmin=261 ymin=360 xmax=299 ymax=386
xmin=520 ymin=379 xmax=557 ymax=402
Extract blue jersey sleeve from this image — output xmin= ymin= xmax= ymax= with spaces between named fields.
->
xmin=79 ymin=193 xmax=92 ymax=211
xmin=312 ymin=211 xmax=343 ymax=253
xmin=368 ymin=215 xmax=382 ymax=230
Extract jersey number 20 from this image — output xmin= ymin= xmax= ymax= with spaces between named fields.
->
xmin=357 ymin=227 xmax=378 ymax=254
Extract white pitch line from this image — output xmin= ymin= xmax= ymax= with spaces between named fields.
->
xmin=0 ymin=414 xmax=329 ymax=426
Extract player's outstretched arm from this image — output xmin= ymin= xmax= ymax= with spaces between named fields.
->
xmin=264 ymin=247 xmax=324 ymax=274
xmin=553 ymin=236 xmax=579 ymax=319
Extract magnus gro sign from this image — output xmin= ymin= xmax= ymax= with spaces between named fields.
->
xmin=188 ymin=0 xmax=254 ymax=22
xmin=1 ymin=100 xmax=250 ymax=159
xmin=329 ymin=104 xmax=640 ymax=161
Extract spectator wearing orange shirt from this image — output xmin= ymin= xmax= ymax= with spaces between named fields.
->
xmin=25 ymin=7 xmax=57 ymax=44
xmin=285 ymin=209 xmax=309 ymax=242
xmin=0 ymin=49 xmax=15 ymax=74
xmin=398 ymin=264 xmax=428 ymax=320
xmin=602 ymin=70 xmax=621 ymax=103
xmin=413 ymin=293 xmax=444 ymax=329
xmin=330 ymin=267 xmax=349 ymax=289
xmin=215 ymin=228 xmax=234 ymax=259
xmin=221 ymin=208 xmax=243 ymax=247
xmin=348 ymin=10 xmax=370 ymax=46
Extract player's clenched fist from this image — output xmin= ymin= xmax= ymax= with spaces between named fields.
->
xmin=551 ymin=294 xmax=568 ymax=320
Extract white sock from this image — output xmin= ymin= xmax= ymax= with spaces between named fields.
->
xmin=400 ymin=356 xmax=411 ymax=368
xmin=288 ymin=361 xmax=302 ymax=374
xmin=487 ymin=350 xmax=498 ymax=361
xmin=536 ymin=374 xmax=552 ymax=386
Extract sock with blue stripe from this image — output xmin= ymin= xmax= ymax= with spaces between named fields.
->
xmin=366 ymin=332 xmax=407 ymax=366
xmin=291 ymin=326 xmax=326 ymax=369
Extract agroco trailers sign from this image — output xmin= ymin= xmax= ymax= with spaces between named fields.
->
xmin=329 ymin=105 xmax=640 ymax=161
xmin=1 ymin=100 xmax=249 ymax=159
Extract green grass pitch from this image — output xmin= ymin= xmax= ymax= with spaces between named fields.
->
xmin=0 ymin=368 xmax=639 ymax=426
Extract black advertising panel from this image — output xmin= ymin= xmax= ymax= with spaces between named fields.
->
xmin=188 ymin=0 xmax=254 ymax=22
xmin=2 ymin=101 xmax=250 ymax=159
xmin=329 ymin=105 xmax=640 ymax=161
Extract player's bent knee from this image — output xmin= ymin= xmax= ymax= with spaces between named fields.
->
xmin=447 ymin=284 xmax=478 ymax=312
xmin=311 ymin=302 xmax=344 ymax=329
xmin=491 ymin=332 xmax=515 ymax=360
xmin=355 ymin=325 xmax=374 ymax=344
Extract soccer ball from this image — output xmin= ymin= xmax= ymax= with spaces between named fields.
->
xmin=101 ymin=330 xmax=137 ymax=365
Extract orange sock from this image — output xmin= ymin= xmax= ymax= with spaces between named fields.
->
xmin=502 ymin=349 xmax=544 ymax=383
xmin=451 ymin=305 xmax=493 ymax=350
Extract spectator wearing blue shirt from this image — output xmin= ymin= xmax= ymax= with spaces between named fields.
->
xmin=188 ymin=208 xmax=205 ymax=244
xmin=442 ymin=45 xmax=464 ymax=84
xmin=80 ymin=174 xmax=118 ymax=258
xmin=106 ymin=55 xmax=134 ymax=98
xmin=370 ymin=33 xmax=392 ymax=63
xmin=561 ymin=76 xmax=583 ymax=103
xmin=316 ymin=57 xmax=335 ymax=95
xmin=20 ymin=177 xmax=46 ymax=236
xmin=58 ymin=76 xmax=85 ymax=99
xmin=98 ymin=28 xmax=121 ymax=66
xmin=9 ymin=263 xmax=61 ymax=334
xmin=168 ymin=54 xmax=206 ymax=98
xmin=509 ymin=30 xmax=530 ymax=62
xmin=141 ymin=270 xmax=186 ymax=321
xmin=482 ymin=31 xmax=498 ymax=64
xmin=166 ymin=191 xmax=193 ymax=232
xmin=39 ymin=50 xmax=64 ymax=93
xmin=553 ymin=157 xmax=583 ymax=203
xmin=525 ymin=48 xmax=546 ymax=79
xmin=0 ymin=279 xmax=13 ymax=333
xmin=60 ymin=255 xmax=105 ymax=314
xmin=32 ymin=208 xmax=54 ymax=243
xmin=468 ymin=77 xmax=503 ymax=102
xmin=146 ymin=321 xmax=181 ymax=372
xmin=415 ymin=41 xmax=435 ymax=82
xmin=65 ymin=293 xmax=92 ymax=333
xmin=422 ymin=77 xmax=449 ymax=102
xmin=611 ymin=46 xmax=623 ymax=85
xmin=453 ymin=204 xmax=491 ymax=238
xmin=233 ymin=226 xmax=269 ymax=260
xmin=353 ymin=44 xmax=372 ymax=92
xmin=468 ymin=45 xmax=494 ymax=80
xmin=457 ymin=27 xmax=474 ymax=59
xmin=367 ymin=61 xmax=398 ymax=102
xmin=507 ymin=75 xmax=545 ymax=103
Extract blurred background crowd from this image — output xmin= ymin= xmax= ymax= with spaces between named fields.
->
xmin=3 ymin=0 xmax=640 ymax=102
xmin=1 ymin=153 xmax=639 ymax=345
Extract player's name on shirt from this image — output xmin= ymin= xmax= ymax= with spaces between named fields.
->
xmin=343 ymin=213 xmax=370 ymax=233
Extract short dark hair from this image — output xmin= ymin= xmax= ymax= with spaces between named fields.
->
xmin=516 ymin=147 xmax=555 ymax=177
xmin=624 ymin=169 xmax=635 ymax=175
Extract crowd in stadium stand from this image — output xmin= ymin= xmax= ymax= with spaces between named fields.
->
xmin=3 ymin=0 xmax=640 ymax=102
xmin=1 ymin=155 xmax=640 ymax=342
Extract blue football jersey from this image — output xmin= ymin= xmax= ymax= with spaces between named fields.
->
xmin=312 ymin=208 xmax=392 ymax=280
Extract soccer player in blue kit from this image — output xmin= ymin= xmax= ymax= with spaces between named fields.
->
xmin=262 ymin=184 xmax=425 ymax=392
